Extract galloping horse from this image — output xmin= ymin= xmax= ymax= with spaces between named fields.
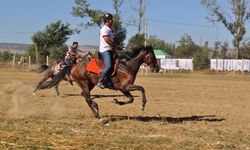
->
xmin=39 ymin=46 xmax=160 ymax=118
xmin=33 ymin=53 xmax=91 ymax=96
xmin=32 ymin=60 xmax=72 ymax=96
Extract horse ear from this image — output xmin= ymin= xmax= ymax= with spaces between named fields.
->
xmin=145 ymin=45 xmax=153 ymax=51
xmin=140 ymin=45 xmax=144 ymax=49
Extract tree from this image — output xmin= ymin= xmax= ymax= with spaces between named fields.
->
xmin=27 ymin=45 xmax=36 ymax=63
xmin=112 ymin=0 xmax=126 ymax=47
xmin=42 ymin=21 xmax=74 ymax=48
xmin=193 ymin=48 xmax=210 ymax=70
xmin=126 ymin=34 xmax=173 ymax=54
xmin=113 ymin=0 xmax=123 ymax=14
xmin=48 ymin=44 xmax=68 ymax=61
xmin=240 ymin=41 xmax=250 ymax=59
xmin=202 ymin=0 xmax=250 ymax=59
xmin=174 ymin=34 xmax=200 ymax=58
xmin=126 ymin=34 xmax=175 ymax=59
xmin=32 ymin=32 xmax=44 ymax=64
xmin=72 ymin=0 xmax=104 ymax=28
xmin=0 ymin=51 xmax=12 ymax=62
xmin=190 ymin=40 xmax=210 ymax=70
xmin=128 ymin=0 xmax=145 ymax=34
xmin=147 ymin=35 xmax=174 ymax=56
xmin=211 ymin=42 xmax=229 ymax=59
xmin=126 ymin=33 xmax=145 ymax=51
xmin=212 ymin=41 xmax=220 ymax=58
xmin=30 ymin=20 xmax=73 ymax=64
xmin=220 ymin=42 xmax=229 ymax=59
xmin=72 ymin=0 xmax=127 ymax=46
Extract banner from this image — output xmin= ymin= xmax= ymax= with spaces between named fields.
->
xmin=211 ymin=59 xmax=250 ymax=72
xmin=160 ymin=59 xmax=193 ymax=71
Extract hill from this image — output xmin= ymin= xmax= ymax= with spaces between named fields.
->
xmin=0 ymin=43 xmax=31 ymax=53
xmin=0 ymin=43 xmax=98 ymax=54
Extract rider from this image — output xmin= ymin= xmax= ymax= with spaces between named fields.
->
xmin=97 ymin=13 xmax=122 ymax=88
xmin=64 ymin=41 xmax=80 ymax=66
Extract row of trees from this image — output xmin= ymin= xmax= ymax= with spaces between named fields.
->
xmin=29 ymin=20 xmax=73 ymax=64
xmin=28 ymin=0 xmax=127 ymax=64
xmin=26 ymin=0 xmax=250 ymax=70
xmin=201 ymin=0 xmax=250 ymax=59
xmin=0 ymin=51 xmax=13 ymax=62
xmin=127 ymin=33 xmax=227 ymax=70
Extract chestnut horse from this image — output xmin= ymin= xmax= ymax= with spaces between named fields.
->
xmin=39 ymin=46 xmax=160 ymax=118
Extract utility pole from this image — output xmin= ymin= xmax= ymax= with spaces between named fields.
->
xmin=144 ymin=20 xmax=147 ymax=46
xmin=216 ymin=22 xmax=219 ymax=42
xmin=200 ymin=37 xmax=202 ymax=46
xmin=143 ymin=0 xmax=147 ymax=46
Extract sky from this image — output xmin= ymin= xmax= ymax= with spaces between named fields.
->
xmin=0 ymin=0 xmax=250 ymax=47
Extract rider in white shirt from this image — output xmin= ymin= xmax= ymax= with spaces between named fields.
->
xmin=97 ymin=13 xmax=122 ymax=88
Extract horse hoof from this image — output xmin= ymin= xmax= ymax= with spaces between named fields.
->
xmin=99 ymin=117 xmax=109 ymax=124
xmin=141 ymin=106 xmax=145 ymax=111
xmin=32 ymin=92 xmax=36 ymax=96
xmin=113 ymin=99 xmax=118 ymax=103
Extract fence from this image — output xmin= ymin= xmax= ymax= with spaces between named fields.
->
xmin=210 ymin=59 xmax=250 ymax=72
xmin=11 ymin=54 xmax=49 ymax=69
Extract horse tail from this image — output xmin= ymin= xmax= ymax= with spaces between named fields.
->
xmin=31 ymin=65 xmax=49 ymax=73
xmin=38 ymin=66 xmax=71 ymax=89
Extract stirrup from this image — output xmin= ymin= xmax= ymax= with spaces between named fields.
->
xmin=97 ymin=82 xmax=105 ymax=89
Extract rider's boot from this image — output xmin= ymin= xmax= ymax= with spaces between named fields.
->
xmin=97 ymin=73 xmax=106 ymax=89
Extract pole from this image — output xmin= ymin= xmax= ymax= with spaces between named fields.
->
xmin=143 ymin=0 xmax=147 ymax=46
xmin=46 ymin=56 xmax=49 ymax=66
xmin=28 ymin=56 xmax=31 ymax=69
xmin=144 ymin=21 xmax=147 ymax=46
xmin=216 ymin=22 xmax=219 ymax=42
xmin=12 ymin=54 xmax=16 ymax=68
xmin=242 ymin=58 xmax=244 ymax=75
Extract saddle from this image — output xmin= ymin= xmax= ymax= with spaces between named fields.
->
xmin=86 ymin=58 xmax=119 ymax=76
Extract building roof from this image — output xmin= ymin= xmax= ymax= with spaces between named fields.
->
xmin=153 ymin=49 xmax=171 ymax=59
xmin=154 ymin=49 xmax=167 ymax=56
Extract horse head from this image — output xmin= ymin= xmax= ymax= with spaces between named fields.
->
xmin=141 ymin=45 xmax=160 ymax=73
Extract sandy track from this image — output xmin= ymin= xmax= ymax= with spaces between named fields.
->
xmin=0 ymin=68 xmax=250 ymax=149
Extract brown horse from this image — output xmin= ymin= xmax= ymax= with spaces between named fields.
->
xmin=32 ymin=60 xmax=72 ymax=96
xmin=33 ymin=53 xmax=91 ymax=96
xmin=39 ymin=46 xmax=160 ymax=118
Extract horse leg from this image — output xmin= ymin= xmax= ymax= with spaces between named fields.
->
xmin=125 ymin=85 xmax=146 ymax=111
xmin=81 ymin=90 xmax=99 ymax=118
xmin=77 ymin=80 xmax=99 ymax=118
xmin=113 ymin=91 xmax=134 ymax=105
xmin=33 ymin=76 xmax=49 ymax=95
xmin=54 ymin=84 xmax=60 ymax=96
xmin=65 ymin=74 xmax=73 ymax=86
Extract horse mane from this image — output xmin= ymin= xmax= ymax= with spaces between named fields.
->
xmin=122 ymin=45 xmax=153 ymax=60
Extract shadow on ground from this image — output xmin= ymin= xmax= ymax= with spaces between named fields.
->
xmin=63 ymin=94 xmax=138 ymax=99
xmin=102 ymin=115 xmax=225 ymax=124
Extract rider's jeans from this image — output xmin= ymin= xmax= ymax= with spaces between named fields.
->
xmin=101 ymin=50 xmax=114 ymax=76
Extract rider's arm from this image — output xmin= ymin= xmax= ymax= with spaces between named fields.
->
xmin=103 ymin=36 xmax=123 ymax=50
xmin=69 ymin=49 xmax=80 ymax=58
xmin=103 ymin=35 xmax=114 ymax=49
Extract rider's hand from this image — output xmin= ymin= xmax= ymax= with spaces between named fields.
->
xmin=76 ymin=58 xmax=82 ymax=63
xmin=116 ymin=45 xmax=124 ymax=50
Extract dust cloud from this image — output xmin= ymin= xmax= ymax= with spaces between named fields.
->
xmin=0 ymin=80 xmax=71 ymax=119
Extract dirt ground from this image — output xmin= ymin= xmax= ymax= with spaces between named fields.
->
xmin=0 ymin=67 xmax=250 ymax=150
